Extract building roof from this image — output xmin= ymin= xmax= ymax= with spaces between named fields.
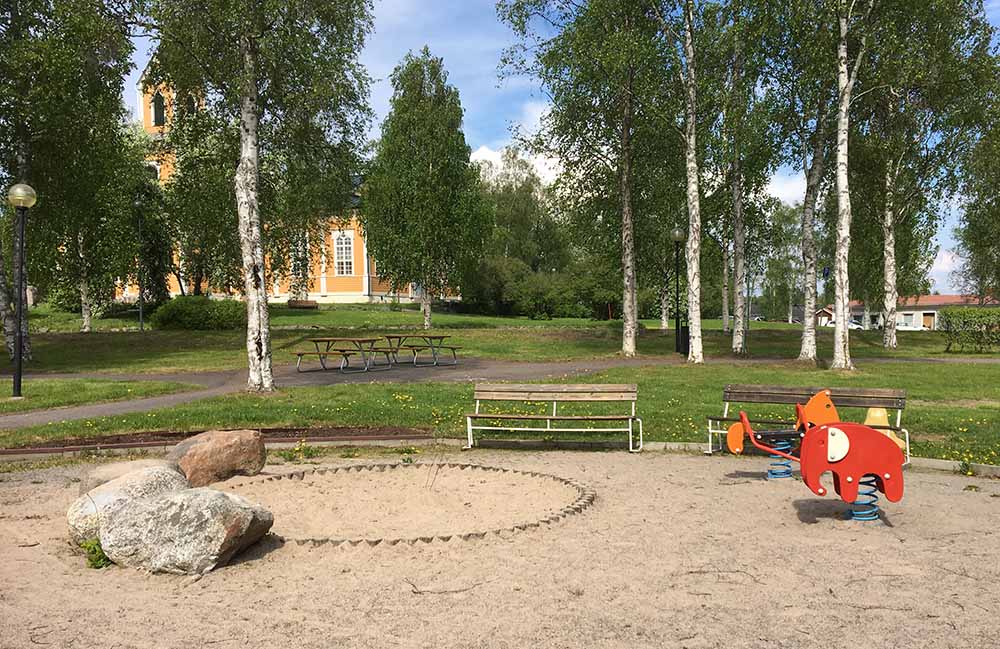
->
xmin=818 ymin=295 xmax=998 ymax=314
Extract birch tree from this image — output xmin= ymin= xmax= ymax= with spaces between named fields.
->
xmin=851 ymin=0 xmax=994 ymax=348
xmin=763 ymin=0 xmax=836 ymax=362
xmin=360 ymin=49 xmax=491 ymax=330
xmin=500 ymin=0 xmax=663 ymax=357
xmin=1 ymin=0 xmax=134 ymax=357
xmin=650 ymin=0 xmax=709 ymax=363
xmin=829 ymin=0 xmax=874 ymax=370
xmin=145 ymin=0 xmax=371 ymax=391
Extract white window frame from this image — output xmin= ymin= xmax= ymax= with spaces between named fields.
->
xmin=333 ymin=230 xmax=354 ymax=277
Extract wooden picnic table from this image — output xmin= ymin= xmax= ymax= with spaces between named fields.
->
xmin=382 ymin=333 xmax=459 ymax=366
xmin=305 ymin=337 xmax=390 ymax=373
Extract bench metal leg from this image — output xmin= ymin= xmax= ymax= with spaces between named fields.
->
xmin=465 ymin=416 xmax=474 ymax=450
xmin=629 ymin=418 xmax=643 ymax=453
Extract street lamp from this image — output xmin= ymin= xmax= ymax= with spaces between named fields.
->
xmin=132 ymin=196 xmax=145 ymax=332
xmin=7 ymin=183 xmax=36 ymax=398
xmin=670 ymin=226 xmax=686 ymax=354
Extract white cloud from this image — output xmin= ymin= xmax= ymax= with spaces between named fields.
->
xmin=929 ymin=249 xmax=960 ymax=293
xmin=470 ymin=144 xmax=561 ymax=186
xmin=766 ymin=170 xmax=807 ymax=206
xmin=931 ymin=249 xmax=958 ymax=275
xmin=516 ymin=100 xmax=549 ymax=136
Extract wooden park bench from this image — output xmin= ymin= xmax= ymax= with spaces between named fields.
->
xmin=466 ymin=383 xmax=643 ymax=452
xmin=287 ymin=299 xmax=319 ymax=309
xmin=706 ymin=384 xmax=910 ymax=463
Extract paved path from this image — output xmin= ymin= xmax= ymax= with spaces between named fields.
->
xmin=0 ymin=356 xmax=685 ymax=430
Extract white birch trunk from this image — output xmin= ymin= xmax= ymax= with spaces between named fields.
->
xmin=797 ymin=113 xmax=826 ymax=362
xmin=787 ymin=291 xmax=794 ymax=324
xmin=421 ymin=291 xmax=432 ymax=330
xmin=682 ymin=1 xmax=704 ymax=364
xmin=862 ymin=303 xmax=870 ymax=330
xmin=882 ymin=166 xmax=898 ymax=348
xmin=831 ymin=1 xmax=860 ymax=371
xmin=620 ymin=72 xmax=637 ymax=358
xmin=235 ymin=35 xmax=275 ymax=392
xmin=78 ymin=232 xmax=92 ymax=333
xmin=731 ymin=158 xmax=747 ymax=355
xmin=721 ymin=244 xmax=731 ymax=333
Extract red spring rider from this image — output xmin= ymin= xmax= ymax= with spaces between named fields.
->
xmin=737 ymin=405 xmax=905 ymax=516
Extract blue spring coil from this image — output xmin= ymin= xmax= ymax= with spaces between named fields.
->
xmin=850 ymin=474 xmax=881 ymax=521
xmin=767 ymin=439 xmax=793 ymax=479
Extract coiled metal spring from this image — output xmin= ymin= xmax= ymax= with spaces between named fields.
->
xmin=766 ymin=439 xmax=793 ymax=479
xmin=850 ymin=474 xmax=881 ymax=521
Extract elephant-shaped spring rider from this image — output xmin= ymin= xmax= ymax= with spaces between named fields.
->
xmin=735 ymin=405 xmax=905 ymax=519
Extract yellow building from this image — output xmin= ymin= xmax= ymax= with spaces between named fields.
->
xmin=132 ymin=71 xmax=415 ymax=304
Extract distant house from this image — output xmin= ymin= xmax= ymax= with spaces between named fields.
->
xmin=815 ymin=295 xmax=999 ymax=331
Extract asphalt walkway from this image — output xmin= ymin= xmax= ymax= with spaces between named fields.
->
xmin=0 ymin=356 xmax=684 ymax=430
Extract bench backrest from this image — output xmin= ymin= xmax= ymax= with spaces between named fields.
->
xmin=723 ymin=384 xmax=906 ymax=410
xmin=474 ymin=383 xmax=638 ymax=402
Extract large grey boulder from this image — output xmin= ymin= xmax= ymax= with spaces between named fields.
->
xmin=67 ymin=466 xmax=189 ymax=544
xmin=79 ymin=459 xmax=179 ymax=494
xmin=99 ymin=488 xmax=274 ymax=575
xmin=167 ymin=429 xmax=266 ymax=487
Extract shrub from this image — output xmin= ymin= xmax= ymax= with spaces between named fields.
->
xmin=151 ymin=296 xmax=247 ymax=330
xmin=510 ymin=271 xmax=587 ymax=320
xmin=79 ymin=538 xmax=112 ymax=569
xmin=45 ymin=282 xmax=115 ymax=317
xmin=939 ymin=306 xmax=1000 ymax=352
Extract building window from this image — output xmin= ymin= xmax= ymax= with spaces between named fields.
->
xmin=334 ymin=231 xmax=353 ymax=276
xmin=152 ymin=92 xmax=166 ymax=127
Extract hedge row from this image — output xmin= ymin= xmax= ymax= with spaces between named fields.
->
xmin=939 ymin=306 xmax=1000 ymax=352
xmin=150 ymin=296 xmax=247 ymax=331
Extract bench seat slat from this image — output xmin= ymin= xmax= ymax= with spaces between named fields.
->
xmin=467 ymin=413 xmax=635 ymax=421
xmin=475 ymin=391 xmax=637 ymax=402
xmin=476 ymin=383 xmax=637 ymax=393
xmin=722 ymin=384 xmax=906 ymax=409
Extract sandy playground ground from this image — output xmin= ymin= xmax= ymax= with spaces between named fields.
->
xmin=1 ymin=449 xmax=999 ymax=648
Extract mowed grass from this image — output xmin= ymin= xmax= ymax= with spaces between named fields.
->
xmin=3 ymin=362 xmax=997 ymax=466
xmin=0 ymin=378 xmax=193 ymax=415
xmin=5 ymin=316 xmax=994 ymax=375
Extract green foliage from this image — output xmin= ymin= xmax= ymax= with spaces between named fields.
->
xmin=151 ymin=296 xmax=247 ymax=331
xmin=79 ymin=538 xmax=112 ymax=569
xmin=277 ymin=439 xmax=321 ymax=462
xmin=939 ymin=307 xmax=1000 ymax=352
xmin=361 ymin=48 xmax=492 ymax=301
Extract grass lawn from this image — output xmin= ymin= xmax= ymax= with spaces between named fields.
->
xmin=0 ymin=378 xmax=194 ymax=415
xmin=3 ymin=361 xmax=997 ymax=466
xmin=6 ymin=307 xmax=995 ymax=375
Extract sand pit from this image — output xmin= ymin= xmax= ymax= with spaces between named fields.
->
xmin=219 ymin=463 xmax=592 ymax=543
xmin=2 ymin=450 xmax=999 ymax=648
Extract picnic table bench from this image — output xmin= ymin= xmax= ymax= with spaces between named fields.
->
xmin=294 ymin=337 xmax=392 ymax=373
xmin=706 ymin=384 xmax=910 ymax=462
xmin=466 ymin=383 xmax=643 ymax=452
xmin=383 ymin=334 xmax=460 ymax=366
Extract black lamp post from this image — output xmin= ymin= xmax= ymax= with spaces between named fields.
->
xmin=7 ymin=183 xmax=36 ymax=398
xmin=132 ymin=197 xmax=145 ymax=331
xmin=670 ymin=226 xmax=686 ymax=354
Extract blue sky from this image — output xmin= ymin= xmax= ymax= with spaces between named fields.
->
xmin=123 ymin=0 xmax=1000 ymax=294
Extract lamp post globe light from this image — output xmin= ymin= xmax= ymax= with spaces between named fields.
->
xmin=670 ymin=226 xmax=686 ymax=354
xmin=7 ymin=183 xmax=37 ymax=398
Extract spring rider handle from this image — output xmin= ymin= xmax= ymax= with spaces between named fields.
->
xmin=739 ymin=410 xmax=801 ymax=464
